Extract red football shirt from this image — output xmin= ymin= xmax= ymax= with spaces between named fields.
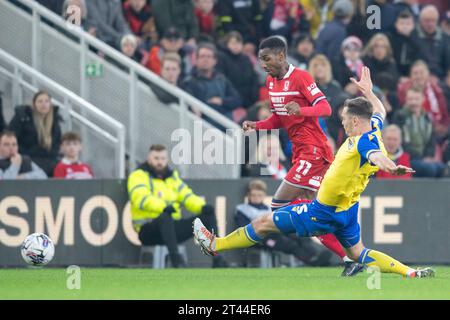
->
xmin=256 ymin=64 xmax=333 ymax=161
xmin=53 ymin=158 xmax=94 ymax=179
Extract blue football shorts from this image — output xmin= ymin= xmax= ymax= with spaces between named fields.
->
xmin=272 ymin=199 xmax=360 ymax=248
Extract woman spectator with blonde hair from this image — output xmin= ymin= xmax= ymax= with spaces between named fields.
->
xmin=308 ymin=54 xmax=344 ymax=149
xmin=8 ymin=90 xmax=62 ymax=176
xmin=362 ymin=33 xmax=399 ymax=87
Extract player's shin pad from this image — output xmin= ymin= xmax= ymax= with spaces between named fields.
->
xmin=215 ymin=225 xmax=262 ymax=252
xmin=358 ymin=248 xmax=410 ymax=276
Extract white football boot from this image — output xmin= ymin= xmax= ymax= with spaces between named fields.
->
xmin=193 ymin=218 xmax=217 ymax=256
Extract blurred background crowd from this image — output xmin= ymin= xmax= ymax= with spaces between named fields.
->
xmin=3 ymin=0 xmax=450 ymax=180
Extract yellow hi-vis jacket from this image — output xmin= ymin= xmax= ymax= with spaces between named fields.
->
xmin=127 ymin=165 xmax=206 ymax=232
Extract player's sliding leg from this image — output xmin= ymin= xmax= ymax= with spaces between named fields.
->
xmin=193 ymin=211 xmax=284 ymax=256
xmin=345 ymin=241 xmax=435 ymax=278
xmin=286 ymin=193 xmax=364 ymax=276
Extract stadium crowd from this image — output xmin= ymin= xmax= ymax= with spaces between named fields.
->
xmin=3 ymin=0 xmax=450 ymax=179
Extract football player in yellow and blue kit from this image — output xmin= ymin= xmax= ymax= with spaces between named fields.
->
xmin=193 ymin=67 xmax=435 ymax=278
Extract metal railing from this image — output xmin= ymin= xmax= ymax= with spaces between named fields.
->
xmin=0 ymin=48 xmax=126 ymax=178
xmin=0 ymin=0 xmax=243 ymax=178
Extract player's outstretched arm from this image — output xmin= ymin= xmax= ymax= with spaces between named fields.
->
xmin=350 ymin=66 xmax=387 ymax=119
xmin=368 ymin=151 xmax=415 ymax=176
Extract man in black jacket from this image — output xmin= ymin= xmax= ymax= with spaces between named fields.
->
xmin=216 ymin=31 xmax=259 ymax=109
xmin=388 ymin=10 xmax=423 ymax=77
xmin=416 ymin=5 xmax=450 ymax=79
xmin=182 ymin=43 xmax=242 ymax=129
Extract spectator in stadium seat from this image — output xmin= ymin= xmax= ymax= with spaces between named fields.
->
xmin=150 ymin=53 xmax=182 ymax=105
xmin=315 ymin=0 xmax=354 ymax=62
xmin=216 ymin=0 xmax=263 ymax=44
xmin=393 ymin=0 xmax=423 ymax=20
xmin=365 ymin=0 xmax=397 ymax=33
xmin=194 ymin=0 xmax=216 ymax=37
xmin=146 ymin=27 xmax=193 ymax=79
xmin=53 ymin=132 xmax=93 ymax=179
xmin=393 ymin=87 xmax=447 ymax=177
xmin=290 ymin=33 xmax=316 ymax=71
xmin=182 ymin=43 xmax=242 ymax=129
xmin=62 ymin=0 xmax=96 ymax=35
xmin=346 ymin=0 xmax=370 ymax=43
xmin=85 ymin=0 xmax=131 ymax=49
xmin=331 ymin=35 xmax=364 ymax=91
xmin=416 ymin=5 xmax=450 ymax=79
xmin=308 ymin=54 xmax=343 ymax=117
xmin=235 ymin=180 xmax=333 ymax=266
xmin=362 ymin=33 xmax=400 ymax=88
xmin=387 ymin=9 xmax=423 ymax=77
xmin=122 ymin=0 xmax=157 ymax=48
xmin=262 ymin=0 xmax=309 ymax=44
xmin=0 ymin=131 xmax=47 ymax=180
xmin=308 ymin=54 xmax=342 ymax=145
xmin=127 ymin=144 xmax=228 ymax=268
xmin=397 ymin=60 xmax=450 ymax=138
xmin=120 ymin=34 xmax=148 ymax=65
xmin=242 ymin=42 xmax=267 ymax=87
xmin=374 ymin=72 xmax=400 ymax=121
xmin=151 ymin=0 xmax=199 ymax=44
xmin=299 ymin=0 xmax=334 ymax=39
xmin=8 ymin=90 xmax=62 ymax=177
xmin=216 ymin=31 xmax=259 ymax=109
xmin=376 ymin=124 xmax=413 ymax=179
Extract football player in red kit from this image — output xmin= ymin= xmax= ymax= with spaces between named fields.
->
xmin=243 ymin=36 xmax=364 ymax=276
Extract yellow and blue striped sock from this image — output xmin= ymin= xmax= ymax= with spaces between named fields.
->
xmin=359 ymin=248 xmax=415 ymax=277
xmin=215 ymin=224 xmax=262 ymax=252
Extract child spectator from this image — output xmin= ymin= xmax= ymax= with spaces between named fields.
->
xmin=0 ymin=131 xmax=47 ymax=180
xmin=376 ymin=125 xmax=412 ymax=179
xmin=332 ymin=35 xmax=364 ymax=92
xmin=53 ymin=132 xmax=94 ymax=179
xmin=122 ymin=0 xmax=157 ymax=48
xmin=8 ymin=90 xmax=62 ymax=177
xmin=194 ymin=0 xmax=216 ymax=37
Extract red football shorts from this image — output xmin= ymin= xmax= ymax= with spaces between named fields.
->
xmin=284 ymin=145 xmax=333 ymax=192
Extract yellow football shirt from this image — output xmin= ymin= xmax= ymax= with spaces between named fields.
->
xmin=317 ymin=114 xmax=387 ymax=212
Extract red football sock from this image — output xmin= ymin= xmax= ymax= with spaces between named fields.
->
xmin=317 ymin=233 xmax=346 ymax=259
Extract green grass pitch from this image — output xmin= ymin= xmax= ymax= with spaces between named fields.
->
xmin=1 ymin=267 xmax=449 ymax=300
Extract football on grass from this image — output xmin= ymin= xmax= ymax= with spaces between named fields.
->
xmin=21 ymin=233 xmax=55 ymax=266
